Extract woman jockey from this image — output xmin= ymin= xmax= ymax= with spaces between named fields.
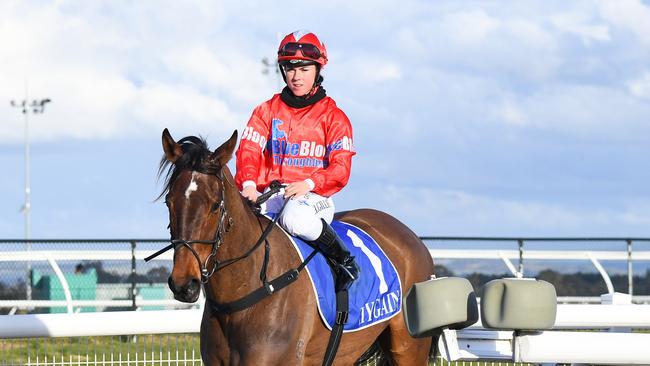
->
xmin=235 ymin=30 xmax=359 ymax=292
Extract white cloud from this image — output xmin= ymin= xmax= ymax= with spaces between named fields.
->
xmin=493 ymin=99 xmax=527 ymax=126
xmin=133 ymin=82 xmax=240 ymax=136
xmin=334 ymin=57 xmax=401 ymax=85
xmin=1 ymin=71 xmax=137 ymax=141
xmin=600 ymin=0 xmax=650 ymax=45
xmin=626 ymin=71 xmax=650 ymax=99
xmin=519 ymin=83 xmax=650 ymax=140
xmin=418 ymin=10 xmax=560 ymax=82
xmin=551 ymin=13 xmax=611 ymax=44
xmin=441 ymin=10 xmax=500 ymax=45
xmin=361 ymin=62 xmax=402 ymax=83
xmin=162 ymin=44 xmax=275 ymax=106
xmin=504 ymin=19 xmax=556 ymax=50
xmin=0 ymin=1 xmax=272 ymax=143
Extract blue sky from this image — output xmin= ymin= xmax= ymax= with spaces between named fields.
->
xmin=2 ymin=0 xmax=650 ymax=240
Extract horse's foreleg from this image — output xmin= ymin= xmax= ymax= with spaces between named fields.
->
xmin=200 ymin=308 xmax=231 ymax=365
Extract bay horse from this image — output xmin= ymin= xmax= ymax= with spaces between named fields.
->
xmin=158 ymin=128 xmax=434 ymax=365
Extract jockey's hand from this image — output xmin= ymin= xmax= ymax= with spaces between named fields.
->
xmin=284 ymin=181 xmax=310 ymax=199
xmin=241 ymin=186 xmax=259 ymax=202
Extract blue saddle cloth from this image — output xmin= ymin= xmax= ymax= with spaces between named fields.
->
xmin=268 ymin=216 xmax=402 ymax=332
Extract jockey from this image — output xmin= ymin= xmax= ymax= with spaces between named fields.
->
xmin=235 ymin=30 xmax=359 ymax=292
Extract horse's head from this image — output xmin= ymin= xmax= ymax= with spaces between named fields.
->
xmin=159 ymin=128 xmax=238 ymax=303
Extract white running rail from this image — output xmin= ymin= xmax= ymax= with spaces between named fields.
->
xmin=1 ymin=305 xmax=650 ymax=364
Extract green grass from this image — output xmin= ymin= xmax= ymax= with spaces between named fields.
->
xmin=0 ymin=335 xmax=540 ymax=366
xmin=1 ymin=334 xmax=202 ymax=365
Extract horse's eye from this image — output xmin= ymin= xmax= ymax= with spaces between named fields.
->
xmin=211 ymin=202 xmax=221 ymax=212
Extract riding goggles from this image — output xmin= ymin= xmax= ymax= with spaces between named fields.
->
xmin=278 ymin=42 xmax=322 ymax=60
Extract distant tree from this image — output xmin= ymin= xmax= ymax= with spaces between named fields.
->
xmin=433 ymin=264 xmax=455 ymax=278
xmin=0 ymin=280 xmax=26 ymax=300
xmin=0 ymin=280 xmax=27 ymax=314
xmin=136 ymin=266 xmax=170 ymax=284
xmin=81 ymin=261 xmax=171 ymax=284
xmin=636 ymin=270 xmax=650 ymax=295
xmin=464 ymin=273 xmax=510 ymax=296
xmin=82 ymin=261 xmax=124 ymax=283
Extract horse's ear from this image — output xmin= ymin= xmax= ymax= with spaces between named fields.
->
xmin=162 ymin=128 xmax=183 ymax=163
xmin=210 ymin=130 xmax=238 ymax=167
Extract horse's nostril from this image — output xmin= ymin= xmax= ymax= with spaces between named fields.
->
xmin=186 ymin=278 xmax=201 ymax=296
xmin=169 ymin=276 xmax=201 ymax=302
xmin=189 ymin=278 xmax=200 ymax=288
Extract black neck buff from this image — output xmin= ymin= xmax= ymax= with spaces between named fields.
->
xmin=280 ymin=76 xmax=327 ymax=108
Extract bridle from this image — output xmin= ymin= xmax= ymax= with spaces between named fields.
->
xmin=145 ymin=169 xmax=232 ymax=283
xmin=145 ymin=172 xmax=288 ymax=284
xmin=170 ymin=176 xmax=229 ymax=283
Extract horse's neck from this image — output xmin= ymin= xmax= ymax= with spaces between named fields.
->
xmin=221 ymin=167 xmax=261 ymax=240
xmin=204 ymin=169 xmax=277 ymax=303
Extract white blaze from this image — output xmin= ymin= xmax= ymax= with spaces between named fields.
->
xmin=185 ymin=172 xmax=199 ymax=200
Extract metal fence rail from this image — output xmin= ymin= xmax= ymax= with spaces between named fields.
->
xmin=2 ymin=237 xmax=650 ymax=314
xmin=0 ymin=239 xmax=180 ymax=315
xmin=421 ymin=236 xmax=650 ymax=295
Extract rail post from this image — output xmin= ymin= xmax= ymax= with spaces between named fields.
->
xmin=627 ymin=239 xmax=633 ymax=296
xmin=518 ymin=239 xmax=524 ymax=277
xmin=131 ymin=240 xmax=137 ymax=310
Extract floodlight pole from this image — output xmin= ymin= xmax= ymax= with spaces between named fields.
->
xmin=10 ymin=93 xmax=51 ymax=304
xmin=261 ymin=57 xmax=283 ymax=91
xmin=261 ymin=33 xmax=285 ymax=91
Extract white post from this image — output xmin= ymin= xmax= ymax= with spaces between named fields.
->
xmin=588 ymin=253 xmax=614 ymax=294
xmin=45 ymin=254 xmax=74 ymax=313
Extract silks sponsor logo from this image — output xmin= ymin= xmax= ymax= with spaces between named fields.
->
xmin=242 ymin=118 xmax=353 ymax=166
xmin=241 ymin=126 xmax=267 ymax=149
xmin=269 ymin=118 xmax=353 ymax=158
xmin=358 ymin=290 xmax=400 ymax=326
xmin=272 ymin=118 xmax=287 ymax=140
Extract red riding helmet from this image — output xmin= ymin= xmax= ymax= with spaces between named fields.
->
xmin=277 ymin=30 xmax=328 ymax=67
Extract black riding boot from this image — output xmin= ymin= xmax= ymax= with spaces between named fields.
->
xmin=310 ymin=219 xmax=360 ymax=292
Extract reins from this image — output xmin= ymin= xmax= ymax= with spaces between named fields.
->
xmin=147 ymin=174 xmax=346 ymax=366
xmin=145 ymin=178 xmax=319 ymax=303
xmin=204 ymin=180 xmax=320 ymax=314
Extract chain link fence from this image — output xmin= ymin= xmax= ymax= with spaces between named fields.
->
xmin=0 ymin=239 xmax=186 ymax=314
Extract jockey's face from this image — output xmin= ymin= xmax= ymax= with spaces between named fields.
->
xmin=285 ymin=64 xmax=317 ymax=97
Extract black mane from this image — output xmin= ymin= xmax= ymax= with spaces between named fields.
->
xmin=157 ymin=136 xmax=220 ymax=200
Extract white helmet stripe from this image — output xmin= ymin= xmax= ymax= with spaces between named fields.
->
xmin=292 ymin=29 xmax=311 ymax=42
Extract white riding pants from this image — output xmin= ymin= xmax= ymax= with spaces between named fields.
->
xmin=260 ymin=190 xmax=335 ymax=241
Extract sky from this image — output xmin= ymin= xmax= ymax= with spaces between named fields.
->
xmin=1 ymin=0 xmax=650 ymax=243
